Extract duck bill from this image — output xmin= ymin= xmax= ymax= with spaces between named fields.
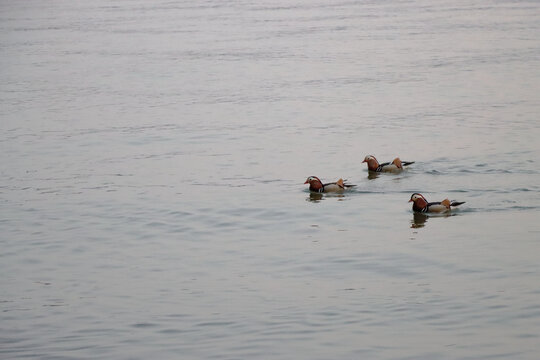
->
xmin=408 ymin=199 xmax=413 ymax=202
xmin=304 ymin=180 xmax=309 ymax=184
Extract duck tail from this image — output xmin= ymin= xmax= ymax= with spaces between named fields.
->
xmin=450 ymin=201 xmax=465 ymax=207
xmin=402 ymin=161 xmax=415 ymax=167
xmin=340 ymin=178 xmax=356 ymax=188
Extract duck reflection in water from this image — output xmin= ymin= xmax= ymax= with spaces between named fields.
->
xmin=411 ymin=212 xmax=429 ymax=228
xmin=306 ymin=192 xmax=346 ymax=203
xmin=411 ymin=212 xmax=455 ymax=228
xmin=308 ymin=192 xmax=323 ymax=202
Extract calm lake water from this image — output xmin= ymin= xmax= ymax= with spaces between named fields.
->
xmin=2 ymin=0 xmax=540 ymax=359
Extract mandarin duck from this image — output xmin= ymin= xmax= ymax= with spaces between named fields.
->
xmin=362 ymin=155 xmax=414 ymax=172
xmin=304 ymin=176 xmax=356 ymax=193
xmin=409 ymin=193 xmax=465 ymax=213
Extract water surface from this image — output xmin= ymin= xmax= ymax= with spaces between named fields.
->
xmin=2 ymin=0 xmax=540 ymax=359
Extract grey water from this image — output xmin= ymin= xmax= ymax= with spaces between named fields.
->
xmin=2 ymin=0 xmax=540 ymax=359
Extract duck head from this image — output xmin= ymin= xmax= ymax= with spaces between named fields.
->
xmin=409 ymin=193 xmax=428 ymax=209
xmin=304 ymin=176 xmax=323 ymax=191
xmin=362 ymin=155 xmax=380 ymax=171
